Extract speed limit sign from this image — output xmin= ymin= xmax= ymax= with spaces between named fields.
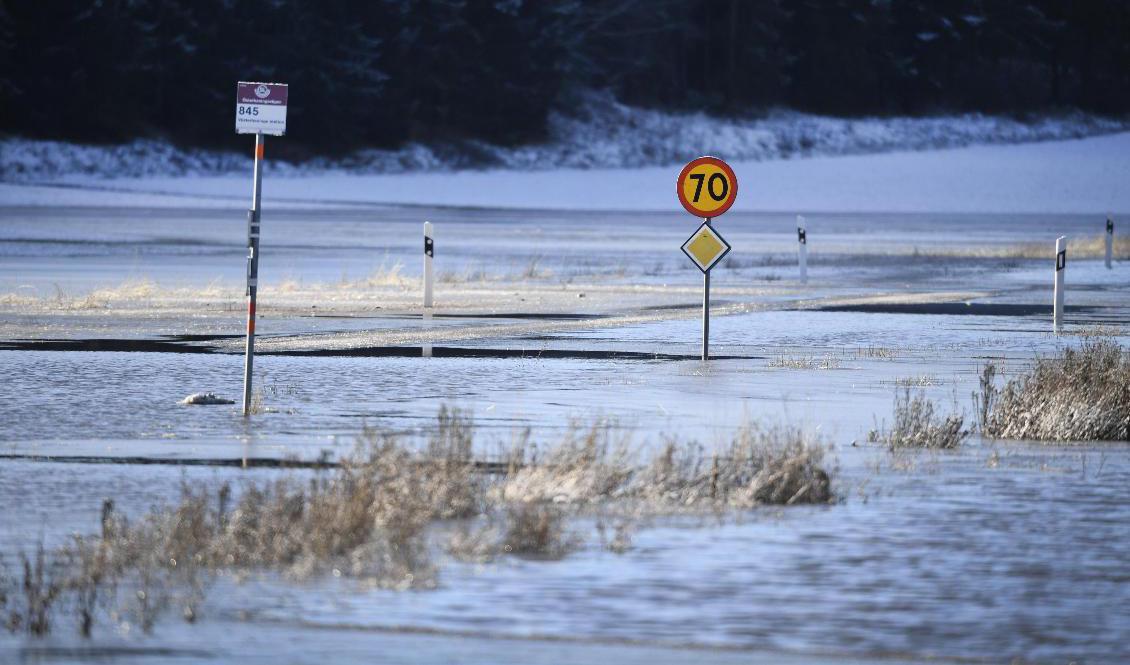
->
xmin=677 ymin=156 xmax=738 ymax=218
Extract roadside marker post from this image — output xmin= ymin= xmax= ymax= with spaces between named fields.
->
xmin=423 ymin=221 xmax=434 ymax=358
xmin=677 ymin=156 xmax=738 ymax=361
xmin=1054 ymin=236 xmax=1066 ymax=332
xmin=236 ymin=82 xmax=287 ymax=416
xmin=422 ymin=312 xmax=433 ymax=358
xmin=797 ymin=215 xmax=808 ymax=284
xmin=424 ymin=221 xmax=434 ymax=308
xmin=1106 ymin=217 xmax=1114 ymax=269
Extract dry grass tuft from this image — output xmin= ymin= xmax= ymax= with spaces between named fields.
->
xmin=904 ymin=233 xmax=1129 ymax=260
xmin=851 ymin=346 xmax=901 ymax=360
xmin=88 ymin=278 xmax=158 ymax=301
xmin=50 ymin=278 xmax=161 ymax=310
xmin=1067 ymin=325 xmax=1124 ymax=338
xmin=893 ymin=375 xmax=940 ymax=387
xmin=869 ymin=388 xmax=968 ymax=449
xmin=0 ymin=420 xmax=459 ymax=636
xmin=1 ymin=410 xmax=835 ymax=637
xmin=438 ymin=267 xmax=492 ymax=284
xmin=445 ymin=521 xmax=502 ymax=563
xmin=596 ymin=517 xmax=635 ymax=554
xmin=498 ymin=422 xmax=834 ymax=508
xmin=519 ymin=255 xmax=552 ymax=280
xmin=769 ymin=355 xmax=841 ymax=370
xmin=15 ymin=544 xmax=64 ymax=636
xmin=358 ymin=261 xmax=411 ymax=288
xmin=638 ymin=425 xmax=833 ymax=507
xmin=0 ymin=293 xmax=39 ymax=307
xmin=423 ymin=406 xmax=481 ymax=519
xmin=0 ymin=278 xmax=245 ymax=314
xmin=215 ymin=433 xmax=439 ymax=586
xmin=1067 ymin=232 xmax=1130 ymax=259
xmin=500 ymin=503 xmax=578 ymax=558
xmin=445 ymin=502 xmax=581 ymax=562
xmin=494 ymin=420 xmax=634 ymax=504
xmin=980 ymin=339 xmax=1129 ymax=441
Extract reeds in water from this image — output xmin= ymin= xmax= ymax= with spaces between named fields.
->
xmin=2 ymin=409 xmax=834 ymax=637
xmin=869 ymin=388 xmax=968 ymax=449
xmin=979 ymin=339 xmax=1129 ymax=441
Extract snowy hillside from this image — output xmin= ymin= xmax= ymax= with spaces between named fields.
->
xmin=2 ymin=91 xmax=1127 ymax=181
xmin=3 ymin=131 xmax=1128 ymax=214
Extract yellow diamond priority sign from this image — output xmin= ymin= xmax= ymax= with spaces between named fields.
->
xmin=681 ymin=222 xmax=731 ymax=273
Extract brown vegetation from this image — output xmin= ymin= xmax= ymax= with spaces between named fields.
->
xmin=869 ymin=388 xmax=968 ymax=449
xmin=979 ymin=339 xmax=1129 ymax=441
xmin=906 ymin=233 xmax=1129 ymax=260
xmin=496 ymin=421 xmax=832 ymax=508
xmin=769 ymin=355 xmax=841 ymax=370
xmin=1 ymin=409 xmax=833 ymax=638
xmin=500 ymin=503 xmax=578 ymax=558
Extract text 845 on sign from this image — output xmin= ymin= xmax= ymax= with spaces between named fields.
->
xmin=235 ymin=82 xmax=288 ymax=136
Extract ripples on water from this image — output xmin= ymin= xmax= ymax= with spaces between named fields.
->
xmin=1 ymin=207 xmax=1128 ymax=663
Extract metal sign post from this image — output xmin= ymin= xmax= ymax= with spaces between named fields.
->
xmin=235 ymin=81 xmax=287 ymax=417
xmin=702 ymin=220 xmax=711 ymax=361
xmin=681 ymin=219 xmax=731 ymax=361
xmin=242 ymin=132 xmax=264 ymax=415
xmin=1053 ymin=236 xmax=1066 ymax=332
xmin=676 ymin=156 xmax=738 ymax=362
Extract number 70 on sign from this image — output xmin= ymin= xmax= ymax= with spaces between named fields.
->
xmin=677 ymin=156 xmax=738 ymax=218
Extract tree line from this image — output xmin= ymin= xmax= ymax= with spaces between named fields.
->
xmin=1 ymin=0 xmax=1127 ymax=158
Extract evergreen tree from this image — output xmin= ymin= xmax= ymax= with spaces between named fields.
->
xmin=1 ymin=0 xmax=1126 ymax=153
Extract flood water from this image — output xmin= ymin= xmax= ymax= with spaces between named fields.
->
xmin=1 ymin=205 xmax=1128 ymax=664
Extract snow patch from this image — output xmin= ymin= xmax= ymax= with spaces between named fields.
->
xmin=2 ymin=91 xmax=1126 ymax=181
xmin=4 ymin=131 xmax=1126 ymax=214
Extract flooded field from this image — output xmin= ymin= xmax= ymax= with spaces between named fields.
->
xmin=1 ymin=205 xmax=1128 ymax=664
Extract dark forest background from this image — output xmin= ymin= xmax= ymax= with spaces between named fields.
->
xmin=2 ymin=0 xmax=1128 ymax=158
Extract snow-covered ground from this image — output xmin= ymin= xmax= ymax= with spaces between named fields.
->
xmin=3 ymin=91 xmax=1128 ymax=181
xmin=2 ymin=91 xmax=1127 ymax=213
xmin=2 ymin=130 xmax=1128 ymax=214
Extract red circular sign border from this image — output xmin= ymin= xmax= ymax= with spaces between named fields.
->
xmin=677 ymin=156 xmax=738 ymax=219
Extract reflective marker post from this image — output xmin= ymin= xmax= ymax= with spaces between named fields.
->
xmin=1106 ymin=217 xmax=1114 ymax=270
xmin=242 ymin=132 xmax=264 ymax=415
xmin=423 ymin=221 xmax=434 ymax=358
xmin=1053 ymin=236 xmax=1066 ymax=332
xmin=797 ymin=215 xmax=808 ymax=284
xmin=424 ymin=221 xmax=434 ymax=308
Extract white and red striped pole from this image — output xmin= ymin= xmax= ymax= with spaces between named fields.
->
xmin=242 ymin=132 xmax=264 ymax=415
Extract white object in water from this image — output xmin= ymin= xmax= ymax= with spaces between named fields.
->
xmin=181 ymin=392 xmax=235 ymax=405
xmin=797 ymin=215 xmax=808 ymax=284
xmin=424 ymin=221 xmax=434 ymax=308
xmin=1053 ymin=236 xmax=1066 ymax=332
xmin=1106 ymin=216 xmax=1114 ymax=269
